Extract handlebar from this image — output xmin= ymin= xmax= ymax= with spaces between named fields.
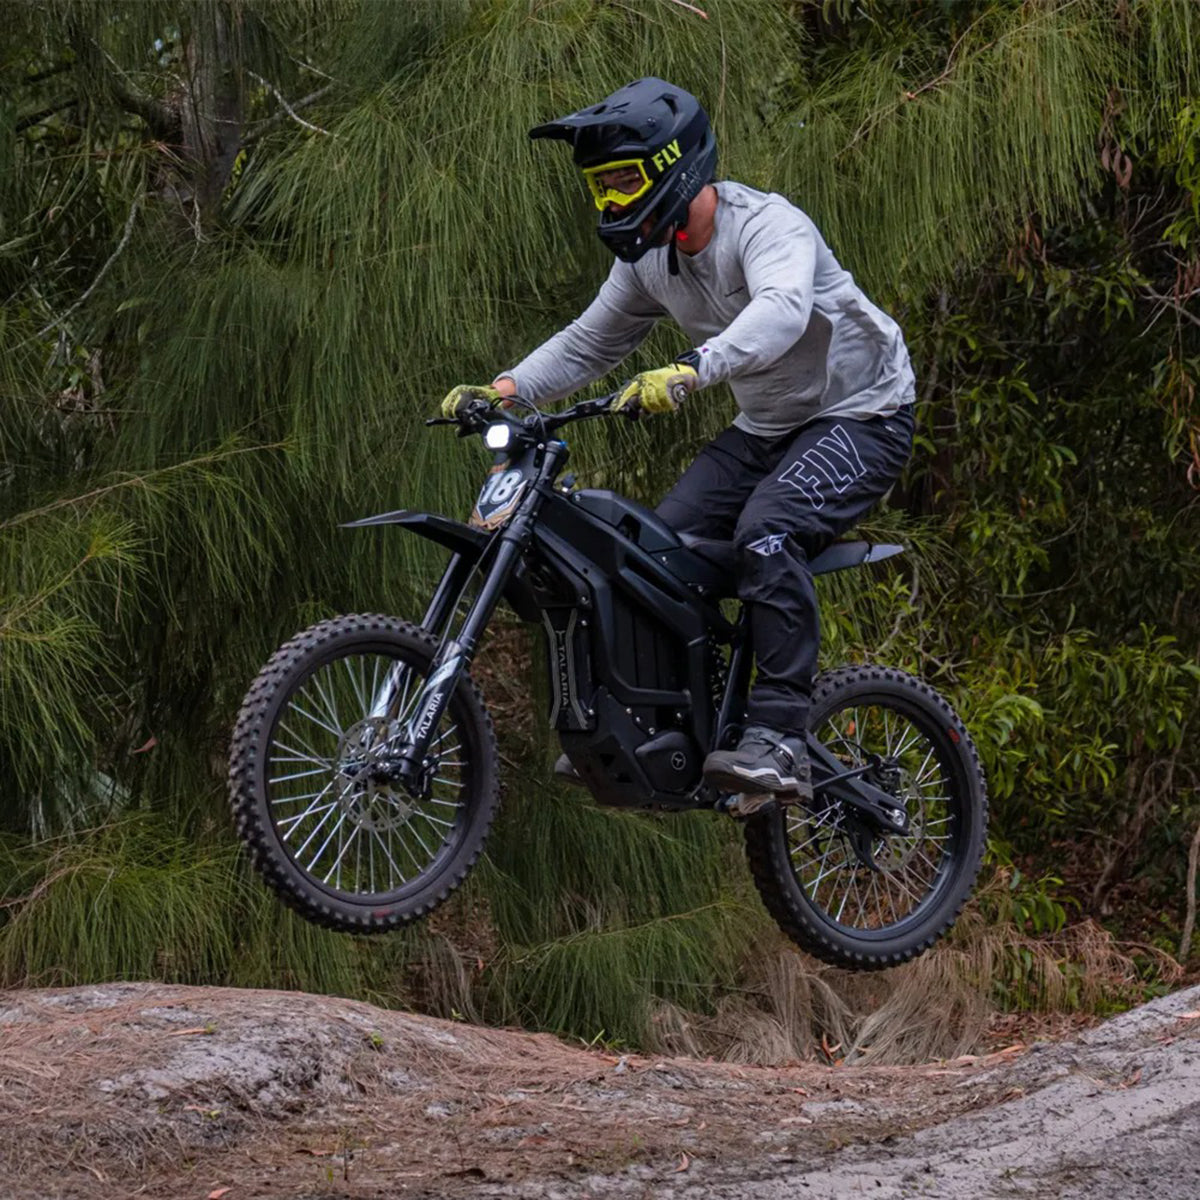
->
xmin=424 ymin=391 xmax=636 ymax=438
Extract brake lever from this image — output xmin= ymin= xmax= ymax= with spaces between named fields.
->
xmin=424 ymin=417 xmax=457 ymax=426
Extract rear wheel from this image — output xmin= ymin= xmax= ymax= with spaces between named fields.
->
xmin=744 ymin=666 xmax=987 ymax=969
xmin=228 ymin=614 xmax=499 ymax=932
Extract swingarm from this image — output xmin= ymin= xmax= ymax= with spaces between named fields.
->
xmin=807 ymin=737 xmax=910 ymax=836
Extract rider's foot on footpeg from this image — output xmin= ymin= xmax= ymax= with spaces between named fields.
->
xmin=704 ymin=726 xmax=814 ymax=803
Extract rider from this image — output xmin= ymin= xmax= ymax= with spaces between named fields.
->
xmin=441 ymin=78 xmax=915 ymax=815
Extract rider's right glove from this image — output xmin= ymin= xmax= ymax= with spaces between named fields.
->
xmin=612 ymin=362 xmax=698 ymax=415
xmin=440 ymin=384 xmax=501 ymax=419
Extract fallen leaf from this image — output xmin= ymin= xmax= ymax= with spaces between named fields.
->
xmin=132 ymin=736 xmax=158 ymax=754
xmin=517 ymin=1135 xmax=551 ymax=1148
xmin=1179 ymin=1011 xmax=1200 ymax=1021
xmin=166 ymin=1026 xmax=215 ymax=1037
xmin=1120 ymin=1068 xmax=1143 ymax=1089
xmin=298 ymin=1148 xmax=335 ymax=1157
xmin=208 ymin=1189 xmax=231 ymax=1200
xmin=781 ymin=1115 xmax=814 ymax=1126
xmin=672 ymin=1153 xmax=690 ymax=1173
xmin=980 ymin=1044 xmax=1025 ymax=1064
xmin=790 ymin=1086 xmax=809 ymax=1096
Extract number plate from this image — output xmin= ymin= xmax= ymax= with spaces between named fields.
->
xmin=470 ymin=459 xmax=530 ymax=529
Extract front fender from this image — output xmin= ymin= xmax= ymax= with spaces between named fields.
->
xmin=343 ymin=508 xmax=541 ymax=623
xmin=341 ymin=509 xmax=490 ymax=560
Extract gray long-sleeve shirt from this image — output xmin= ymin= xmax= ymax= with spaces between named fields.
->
xmin=503 ymin=181 xmax=915 ymax=437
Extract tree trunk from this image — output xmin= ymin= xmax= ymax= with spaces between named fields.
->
xmin=179 ymin=5 xmax=243 ymax=217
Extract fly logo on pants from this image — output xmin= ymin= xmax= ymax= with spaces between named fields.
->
xmin=777 ymin=424 xmax=867 ymax=508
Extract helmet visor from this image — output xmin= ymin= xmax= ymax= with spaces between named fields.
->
xmin=581 ymin=159 xmax=654 ymax=211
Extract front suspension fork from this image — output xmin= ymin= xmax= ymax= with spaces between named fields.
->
xmin=373 ymin=529 xmax=526 ymax=782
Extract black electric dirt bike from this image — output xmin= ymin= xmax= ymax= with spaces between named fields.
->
xmin=228 ymin=394 xmax=987 ymax=970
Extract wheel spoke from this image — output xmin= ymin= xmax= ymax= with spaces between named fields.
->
xmin=309 ymin=668 xmax=344 ymax=734
xmin=276 ymin=724 xmax=332 ymax=763
xmin=268 ymin=766 xmax=331 ymax=785
xmin=289 ymin=700 xmax=343 ymax=741
xmin=912 ymin=847 xmax=942 ymax=875
xmin=270 ymin=746 xmax=331 ymax=767
xmin=276 ymin=777 xmax=338 ymax=827
xmin=306 ymin=808 xmax=352 ymax=875
xmin=291 ymin=800 xmax=340 ymax=855
xmin=392 ymin=825 xmax=429 ymax=876
xmin=833 ymin=868 xmax=856 ymax=922
xmin=406 ymin=820 xmax=439 ymax=863
xmin=912 ymin=745 xmax=937 ymax=785
xmin=344 ymin=655 xmax=370 ymax=716
xmin=369 ymin=825 xmax=407 ymax=889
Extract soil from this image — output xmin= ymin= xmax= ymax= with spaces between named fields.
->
xmin=2 ymin=981 xmax=1199 ymax=1200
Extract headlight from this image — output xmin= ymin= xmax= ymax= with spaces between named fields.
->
xmin=483 ymin=422 xmax=512 ymax=451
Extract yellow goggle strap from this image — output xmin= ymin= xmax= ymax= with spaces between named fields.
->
xmin=581 ymin=159 xmax=654 ymax=211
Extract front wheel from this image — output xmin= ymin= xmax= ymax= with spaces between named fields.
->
xmin=228 ymin=614 xmax=499 ymax=933
xmin=744 ymin=666 xmax=988 ymax=969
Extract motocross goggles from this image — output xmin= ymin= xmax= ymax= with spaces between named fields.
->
xmin=581 ymin=158 xmax=657 ymax=211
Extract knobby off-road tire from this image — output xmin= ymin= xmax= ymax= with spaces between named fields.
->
xmin=228 ymin=614 xmax=499 ymax=933
xmin=744 ymin=666 xmax=988 ymax=970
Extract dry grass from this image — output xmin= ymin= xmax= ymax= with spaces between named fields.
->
xmin=638 ymin=908 xmax=1176 ymax=1069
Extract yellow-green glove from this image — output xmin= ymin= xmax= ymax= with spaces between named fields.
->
xmin=613 ymin=362 xmax=698 ymax=414
xmin=440 ymin=383 xmax=501 ymax=419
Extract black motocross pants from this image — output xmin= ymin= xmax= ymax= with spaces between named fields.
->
xmin=655 ymin=406 xmax=914 ymax=738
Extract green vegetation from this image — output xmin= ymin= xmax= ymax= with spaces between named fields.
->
xmin=1 ymin=1 xmax=1197 ymax=1058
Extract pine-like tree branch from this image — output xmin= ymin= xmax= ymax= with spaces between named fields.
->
xmin=242 ymin=82 xmax=335 ymax=144
xmin=35 ymin=194 xmax=142 ymax=338
xmin=109 ymin=78 xmax=180 ymax=140
xmin=15 ymin=98 xmax=78 ymax=132
xmin=247 ymin=73 xmax=332 ymax=136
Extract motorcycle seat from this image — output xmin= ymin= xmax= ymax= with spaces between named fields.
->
xmin=678 ymin=534 xmax=903 ymax=577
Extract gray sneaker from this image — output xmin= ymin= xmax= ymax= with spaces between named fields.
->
xmin=703 ymin=726 xmax=813 ymax=805
xmin=553 ymin=752 xmax=585 ymax=786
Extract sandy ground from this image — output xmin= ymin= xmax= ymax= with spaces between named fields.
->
xmin=1 ymin=981 xmax=1198 ymax=1200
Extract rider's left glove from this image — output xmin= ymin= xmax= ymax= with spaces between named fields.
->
xmin=441 ymin=383 xmax=502 ymax=419
xmin=613 ymin=363 xmax=699 ymax=415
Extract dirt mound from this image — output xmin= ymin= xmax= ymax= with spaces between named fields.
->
xmin=1 ymin=981 xmax=1198 ymax=1199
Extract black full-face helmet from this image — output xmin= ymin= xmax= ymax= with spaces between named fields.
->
xmin=530 ymin=77 xmax=717 ymax=265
